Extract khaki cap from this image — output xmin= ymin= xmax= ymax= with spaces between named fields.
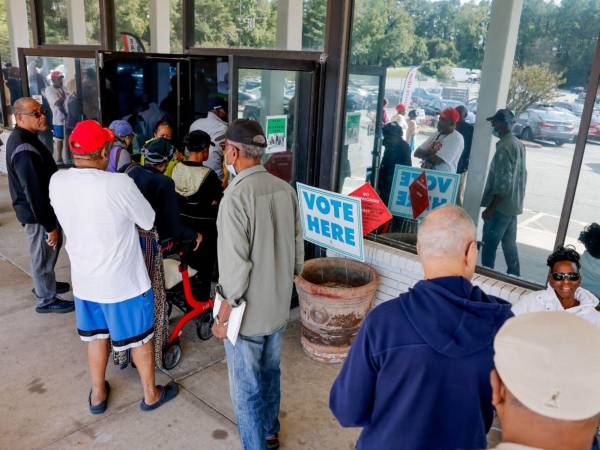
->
xmin=494 ymin=312 xmax=600 ymax=421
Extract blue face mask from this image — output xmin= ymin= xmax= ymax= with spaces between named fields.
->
xmin=492 ymin=129 xmax=500 ymax=138
xmin=226 ymin=163 xmax=236 ymax=177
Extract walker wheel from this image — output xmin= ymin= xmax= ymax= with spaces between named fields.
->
xmin=163 ymin=343 xmax=182 ymax=370
xmin=196 ymin=311 xmax=214 ymax=341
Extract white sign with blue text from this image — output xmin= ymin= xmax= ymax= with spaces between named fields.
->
xmin=297 ymin=183 xmax=364 ymax=261
xmin=388 ymin=165 xmax=460 ymax=219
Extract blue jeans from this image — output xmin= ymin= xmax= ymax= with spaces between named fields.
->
xmin=224 ymin=326 xmax=285 ymax=450
xmin=481 ymin=210 xmax=520 ymax=276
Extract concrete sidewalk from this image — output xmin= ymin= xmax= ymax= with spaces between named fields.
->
xmin=0 ymin=173 xmax=501 ymax=450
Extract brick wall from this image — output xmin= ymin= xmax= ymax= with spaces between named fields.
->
xmin=328 ymin=239 xmax=531 ymax=306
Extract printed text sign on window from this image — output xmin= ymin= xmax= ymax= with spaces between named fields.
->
xmin=387 ymin=165 xmax=460 ymax=220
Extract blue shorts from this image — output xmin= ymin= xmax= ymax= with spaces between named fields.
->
xmin=74 ymin=289 xmax=154 ymax=351
xmin=52 ymin=124 xmax=64 ymax=140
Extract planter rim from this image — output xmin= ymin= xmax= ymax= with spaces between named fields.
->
xmin=295 ymin=257 xmax=379 ymax=299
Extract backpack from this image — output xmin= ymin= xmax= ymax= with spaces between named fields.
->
xmin=107 ymin=143 xmax=125 ymax=173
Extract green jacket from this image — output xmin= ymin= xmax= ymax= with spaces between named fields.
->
xmin=217 ymin=165 xmax=304 ymax=336
xmin=481 ymin=132 xmax=527 ymax=216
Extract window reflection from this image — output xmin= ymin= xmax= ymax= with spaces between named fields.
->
xmin=21 ymin=56 xmax=98 ymax=163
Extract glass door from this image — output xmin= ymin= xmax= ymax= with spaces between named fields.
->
xmin=231 ymin=56 xmax=321 ymax=185
xmin=338 ymin=66 xmax=386 ymax=194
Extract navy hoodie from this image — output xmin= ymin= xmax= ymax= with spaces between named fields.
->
xmin=330 ymin=276 xmax=513 ymax=450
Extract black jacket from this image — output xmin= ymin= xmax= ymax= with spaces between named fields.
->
xmin=456 ymin=121 xmax=474 ymax=174
xmin=378 ymin=138 xmax=412 ymax=206
xmin=124 ymin=163 xmax=196 ymax=243
xmin=6 ymin=126 xmax=58 ymax=231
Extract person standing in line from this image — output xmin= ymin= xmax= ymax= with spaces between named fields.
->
xmin=44 ymin=70 xmax=68 ymax=165
xmin=405 ymin=109 xmax=418 ymax=152
xmin=390 ymin=103 xmax=408 ymax=135
xmin=414 ymin=107 xmax=464 ymax=173
xmin=330 ymin=205 xmax=513 ymax=450
xmin=107 ymin=120 xmax=134 ymax=173
xmin=212 ymin=119 xmax=304 ymax=450
xmin=189 ymin=98 xmax=229 ymax=181
xmin=49 ymin=120 xmax=179 ymax=414
xmin=455 ymin=105 xmax=474 ymax=175
xmin=512 ymin=246 xmax=600 ymax=325
xmin=481 ymin=108 xmax=526 ymax=277
xmin=489 ymin=312 xmax=600 ymax=450
xmin=5 ymin=97 xmax=72 ymax=313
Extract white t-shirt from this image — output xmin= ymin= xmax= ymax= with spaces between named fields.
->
xmin=189 ymin=111 xmax=227 ymax=180
xmin=49 ymin=169 xmax=155 ymax=303
xmin=417 ymin=130 xmax=464 ymax=173
xmin=44 ymin=85 xmax=66 ymax=125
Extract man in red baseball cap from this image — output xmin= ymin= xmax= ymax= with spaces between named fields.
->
xmin=414 ymin=107 xmax=464 ymax=173
xmin=49 ymin=120 xmax=179 ymax=414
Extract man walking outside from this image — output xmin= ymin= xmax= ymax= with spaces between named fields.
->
xmin=189 ymin=98 xmax=228 ymax=181
xmin=6 ymin=97 xmax=72 ymax=313
xmin=49 ymin=120 xmax=178 ymax=414
xmin=330 ymin=205 xmax=513 ymax=450
xmin=481 ymin=109 xmax=527 ymax=276
xmin=212 ymin=119 xmax=304 ymax=450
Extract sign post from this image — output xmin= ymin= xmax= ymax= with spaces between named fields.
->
xmin=387 ymin=165 xmax=460 ymax=220
xmin=297 ymin=183 xmax=364 ymax=261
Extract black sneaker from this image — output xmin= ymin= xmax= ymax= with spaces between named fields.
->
xmin=36 ymin=298 xmax=75 ymax=314
xmin=56 ymin=281 xmax=70 ymax=294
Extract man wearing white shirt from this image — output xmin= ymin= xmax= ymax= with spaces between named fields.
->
xmin=49 ymin=120 xmax=178 ymax=415
xmin=189 ymin=98 xmax=228 ymax=181
xmin=414 ymin=107 xmax=464 ymax=173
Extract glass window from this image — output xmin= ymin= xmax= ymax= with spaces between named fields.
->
xmin=41 ymin=0 xmax=100 ymax=45
xmin=193 ymin=0 xmax=326 ymax=51
xmin=338 ymin=0 xmax=600 ymax=287
xmin=563 ymin=78 xmax=600 ymax=299
xmin=115 ymin=0 xmax=150 ymax=52
xmin=0 ymin=0 xmax=10 ymax=63
xmin=170 ymin=0 xmax=183 ymax=54
xmin=21 ymin=55 xmax=99 ymax=161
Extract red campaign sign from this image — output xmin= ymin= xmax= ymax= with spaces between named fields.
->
xmin=409 ymin=171 xmax=430 ymax=219
xmin=349 ymin=183 xmax=393 ymax=235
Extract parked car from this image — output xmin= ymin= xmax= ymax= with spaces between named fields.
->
xmin=411 ymin=87 xmax=441 ymax=106
xmin=423 ymin=99 xmax=465 ymax=117
xmin=554 ymin=101 xmax=584 ymax=117
xmin=512 ymin=108 xmax=577 ymax=146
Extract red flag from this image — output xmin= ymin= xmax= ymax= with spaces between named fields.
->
xmin=349 ymin=182 xmax=393 ymax=235
xmin=409 ymin=172 xmax=429 ymax=219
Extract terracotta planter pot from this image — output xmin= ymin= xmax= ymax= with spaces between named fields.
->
xmin=294 ymin=257 xmax=379 ymax=364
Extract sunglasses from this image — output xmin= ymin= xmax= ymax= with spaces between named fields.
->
xmin=551 ymin=272 xmax=580 ymax=281
xmin=20 ymin=108 xmax=47 ymax=118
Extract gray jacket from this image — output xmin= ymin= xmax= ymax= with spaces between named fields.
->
xmin=217 ymin=165 xmax=304 ymax=336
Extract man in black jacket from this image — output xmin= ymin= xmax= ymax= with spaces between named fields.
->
xmin=6 ymin=97 xmax=73 ymax=313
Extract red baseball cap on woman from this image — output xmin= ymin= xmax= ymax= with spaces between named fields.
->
xmin=69 ymin=120 xmax=114 ymax=154
xmin=439 ymin=107 xmax=460 ymax=124
xmin=395 ymin=103 xmax=406 ymax=114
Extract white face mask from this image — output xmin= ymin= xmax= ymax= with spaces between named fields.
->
xmin=492 ymin=129 xmax=500 ymax=138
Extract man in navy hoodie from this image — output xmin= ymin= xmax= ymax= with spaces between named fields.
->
xmin=330 ymin=205 xmax=513 ymax=450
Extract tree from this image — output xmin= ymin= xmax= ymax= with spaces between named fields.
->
xmin=453 ymin=2 xmax=490 ymax=68
xmin=303 ymin=0 xmax=327 ymax=50
xmin=507 ymin=64 xmax=565 ymax=116
xmin=350 ymin=0 xmax=416 ymax=67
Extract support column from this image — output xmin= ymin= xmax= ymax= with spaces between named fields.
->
xmin=6 ymin=0 xmax=30 ymax=66
xmin=276 ymin=0 xmax=303 ymax=51
xmin=150 ymin=0 xmax=170 ymax=53
xmin=463 ymin=0 xmax=524 ymax=224
xmin=68 ymin=0 xmax=87 ymax=45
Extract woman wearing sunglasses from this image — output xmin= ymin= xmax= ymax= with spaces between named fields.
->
xmin=512 ymin=246 xmax=600 ymax=326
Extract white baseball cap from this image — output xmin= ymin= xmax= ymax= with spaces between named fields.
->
xmin=494 ymin=312 xmax=600 ymax=421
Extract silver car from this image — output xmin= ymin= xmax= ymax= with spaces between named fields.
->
xmin=512 ymin=108 xmax=577 ymax=146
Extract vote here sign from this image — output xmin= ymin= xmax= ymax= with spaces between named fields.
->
xmin=297 ymin=183 xmax=364 ymax=261
xmin=387 ymin=165 xmax=460 ymax=220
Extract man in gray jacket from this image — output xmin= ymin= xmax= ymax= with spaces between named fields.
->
xmin=212 ymin=119 xmax=304 ymax=450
